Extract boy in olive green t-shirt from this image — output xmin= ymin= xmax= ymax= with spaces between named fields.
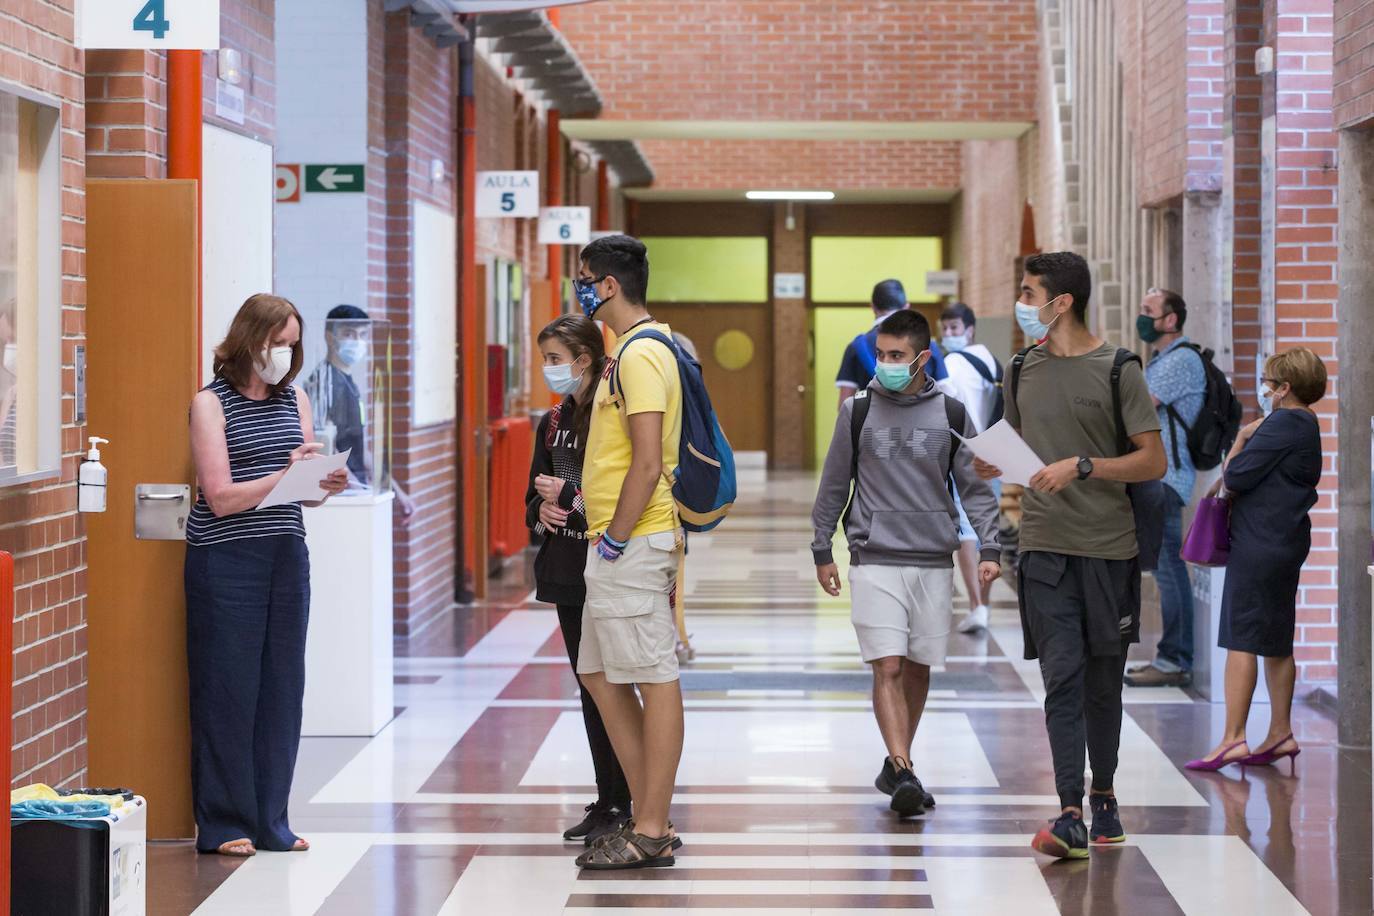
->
xmin=977 ymin=252 xmax=1165 ymax=862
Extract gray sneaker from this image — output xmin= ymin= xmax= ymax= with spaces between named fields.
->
xmin=1123 ymin=664 xmax=1190 ymax=687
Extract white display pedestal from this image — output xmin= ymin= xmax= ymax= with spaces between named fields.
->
xmin=1190 ymin=564 xmax=1269 ymax=704
xmin=302 ymin=491 xmax=395 ymax=736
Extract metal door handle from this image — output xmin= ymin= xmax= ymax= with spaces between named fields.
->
xmin=137 ymin=492 xmax=186 ymax=501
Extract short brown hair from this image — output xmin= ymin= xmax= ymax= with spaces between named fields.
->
xmin=213 ymin=293 xmax=304 ymax=395
xmin=1264 ymin=347 xmax=1327 ymax=406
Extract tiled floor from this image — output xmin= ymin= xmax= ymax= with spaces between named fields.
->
xmin=153 ymin=470 xmax=1371 ymax=915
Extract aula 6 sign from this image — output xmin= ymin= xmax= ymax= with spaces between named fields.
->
xmin=475 ymin=171 xmax=540 ymax=218
xmin=77 ymin=0 xmax=221 ymax=50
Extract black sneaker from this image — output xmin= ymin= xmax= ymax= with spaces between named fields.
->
xmin=563 ymin=803 xmax=624 ymax=842
xmin=1031 ymin=810 xmax=1089 ymax=860
xmin=1088 ymin=794 xmax=1126 ymax=844
xmin=875 ymin=757 xmax=937 ymax=809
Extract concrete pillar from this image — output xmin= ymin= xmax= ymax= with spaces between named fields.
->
xmin=1337 ymin=125 xmax=1374 ymax=748
xmin=771 ymin=202 xmax=808 ymax=470
xmin=1180 ymin=191 xmax=1230 ymax=373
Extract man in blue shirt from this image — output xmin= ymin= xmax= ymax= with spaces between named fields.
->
xmin=1125 ymin=288 xmax=1205 ymax=687
xmin=836 ymin=279 xmax=949 ymax=408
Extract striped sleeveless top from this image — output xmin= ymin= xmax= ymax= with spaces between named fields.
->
xmin=185 ymin=377 xmax=307 ymax=546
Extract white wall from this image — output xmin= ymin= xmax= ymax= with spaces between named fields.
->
xmin=273 ymin=0 xmax=370 ymax=374
xmin=202 ymin=124 xmax=274 ymax=381
xmin=412 ymin=201 xmax=456 ymax=427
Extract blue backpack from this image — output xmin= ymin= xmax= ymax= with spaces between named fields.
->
xmin=609 ymin=329 xmax=737 ymax=532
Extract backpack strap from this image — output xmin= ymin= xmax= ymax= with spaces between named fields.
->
xmin=608 ymin=328 xmax=677 ymax=409
xmin=947 ymin=349 xmax=996 ymax=386
xmin=943 ymin=394 xmax=967 ymax=478
xmin=1008 ymin=346 xmax=1034 ymax=409
xmin=842 ymin=389 xmax=872 ymax=527
xmin=1110 ymin=348 xmax=1142 ymax=456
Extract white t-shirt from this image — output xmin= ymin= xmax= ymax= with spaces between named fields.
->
xmin=943 ymin=343 xmax=1000 ymax=433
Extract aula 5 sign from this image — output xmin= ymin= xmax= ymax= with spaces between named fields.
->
xmin=77 ymin=0 xmax=221 ymax=49
xmin=475 ymin=171 xmax=540 ymax=218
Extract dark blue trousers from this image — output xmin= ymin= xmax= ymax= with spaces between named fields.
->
xmin=185 ymin=535 xmax=310 ymax=852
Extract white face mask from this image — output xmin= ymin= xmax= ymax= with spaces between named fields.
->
xmin=943 ymin=333 xmax=970 ymax=352
xmin=257 ymin=346 xmax=294 ymax=386
xmin=336 ymin=339 xmax=366 ymax=367
xmin=1260 ymin=386 xmax=1277 ymax=417
xmin=542 ymin=362 xmax=585 ymax=396
xmin=2 ymin=344 xmax=16 ymax=376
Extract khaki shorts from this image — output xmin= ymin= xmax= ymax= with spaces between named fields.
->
xmin=578 ymin=530 xmax=682 ymax=684
xmin=849 ymin=564 xmax=954 ymax=666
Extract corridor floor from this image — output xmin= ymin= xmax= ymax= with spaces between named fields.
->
xmin=158 ymin=470 xmax=1369 ymax=915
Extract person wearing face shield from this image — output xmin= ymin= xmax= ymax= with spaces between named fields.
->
xmin=811 ymin=309 xmax=1001 ymax=820
xmin=302 ymin=304 xmax=415 ymax=525
xmin=978 ymin=252 xmax=1166 ymax=861
xmin=186 ymin=294 xmax=350 ymax=858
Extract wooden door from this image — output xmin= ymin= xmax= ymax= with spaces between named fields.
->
xmin=85 ymin=180 xmax=199 ymax=839
xmin=652 ymin=304 xmax=771 ymax=453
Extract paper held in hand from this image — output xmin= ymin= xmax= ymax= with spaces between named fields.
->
xmin=257 ymin=449 xmax=352 ymax=510
xmin=951 ymin=420 xmax=1045 ymax=487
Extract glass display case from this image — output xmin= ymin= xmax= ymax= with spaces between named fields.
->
xmin=301 ymin=317 xmax=391 ymax=495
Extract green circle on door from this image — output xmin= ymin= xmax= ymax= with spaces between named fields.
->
xmin=714 ymin=330 xmax=755 ymax=371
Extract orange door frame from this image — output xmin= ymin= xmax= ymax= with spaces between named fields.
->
xmin=167 ymin=50 xmax=203 ymax=383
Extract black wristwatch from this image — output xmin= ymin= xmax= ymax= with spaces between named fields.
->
xmin=1076 ymin=456 xmax=1094 ymax=480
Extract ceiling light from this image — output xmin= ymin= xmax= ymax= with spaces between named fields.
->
xmin=745 ymin=190 xmax=835 ymax=201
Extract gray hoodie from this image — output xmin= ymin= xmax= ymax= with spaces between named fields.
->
xmin=812 ymin=377 xmax=1001 ymax=568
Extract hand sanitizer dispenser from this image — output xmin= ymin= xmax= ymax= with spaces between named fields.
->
xmin=79 ymin=437 xmax=109 ymax=513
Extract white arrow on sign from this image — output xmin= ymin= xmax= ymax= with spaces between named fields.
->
xmin=315 ymin=167 xmax=356 ymax=190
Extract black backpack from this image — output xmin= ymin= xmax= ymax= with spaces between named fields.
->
xmin=946 ymin=349 xmax=1005 ymax=427
xmin=843 ymin=390 xmax=968 ymax=525
xmin=1163 ymin=343 xmax=1242 ymax=471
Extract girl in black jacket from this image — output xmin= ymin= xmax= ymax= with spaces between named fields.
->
xmin=525 ymin=315 xmax=631 ymax=844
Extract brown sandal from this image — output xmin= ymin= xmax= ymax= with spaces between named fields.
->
xmin=576 ymin=828 xmax=675 ymax=870
xmin=216 ymin=839 xmax=256 ymax=857
xmin=587 ymin=819 xmax=682 ymax=851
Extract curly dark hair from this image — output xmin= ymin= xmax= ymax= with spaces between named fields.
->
xmin=1024 ymin=251 xmax=1092 ymax=321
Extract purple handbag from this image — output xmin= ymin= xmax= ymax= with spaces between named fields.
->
xmin=1181 ymin=495 xmax=1231 ymax=567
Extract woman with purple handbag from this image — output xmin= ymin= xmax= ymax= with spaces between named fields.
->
xmin=1186 ymin=348 xmax=1327 ymax=772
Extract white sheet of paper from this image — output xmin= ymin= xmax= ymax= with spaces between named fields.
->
xmin=257 ymin=449 xmax=351 ymax=510
xmin=952 ymin=420 xmax=1045 ymax=487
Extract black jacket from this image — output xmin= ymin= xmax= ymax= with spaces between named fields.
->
xmin=525 ymin=401 xmax=590 ymax=606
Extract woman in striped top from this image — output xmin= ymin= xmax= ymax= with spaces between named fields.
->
xmin=186 ymin=293 xmax=347 ymax=857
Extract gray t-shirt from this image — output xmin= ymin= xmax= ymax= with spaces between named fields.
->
xmin=1005 ymin=342 xmax=1160 ymax=560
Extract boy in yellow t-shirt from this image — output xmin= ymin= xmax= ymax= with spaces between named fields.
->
xmin=570 ymin=235 xmax=685 ymax=872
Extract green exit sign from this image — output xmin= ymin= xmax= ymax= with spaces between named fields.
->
xmin=304 ymin=165 xmax=364 ymax=193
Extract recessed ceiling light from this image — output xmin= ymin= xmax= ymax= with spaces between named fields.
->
xmin=744 ymin=190 xmax=836 ymax=201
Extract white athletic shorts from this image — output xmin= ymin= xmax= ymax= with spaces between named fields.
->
xmin=849 ymin=564 xmax=955 ymax=666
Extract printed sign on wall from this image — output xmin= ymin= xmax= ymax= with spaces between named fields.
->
xmin=924 ymin=270 xmax=960 ymax=297
xmin=476 ymin=171 xmax=540 ymax=218
xmin=77 ymin=0 xmax=221 ymax=49
xmin=537 ymin=207 xmax=591 ymax=245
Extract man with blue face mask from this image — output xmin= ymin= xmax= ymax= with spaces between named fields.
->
xmin=812 ymin=308 xmax=1001 ymax=819
xmin=979 ymin=252 xmax=1165 ymax=861
xmin=303 ymin=304 xmax=416 ymax=524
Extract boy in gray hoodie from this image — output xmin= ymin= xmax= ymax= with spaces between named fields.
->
xmin=811 ymin=309 xmax=1002 ymax=817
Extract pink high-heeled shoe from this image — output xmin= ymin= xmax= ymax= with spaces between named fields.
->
xmin=1238 ymin=734 xmax=1301 ymax=773
xmin=1185 ymin=740 xmax=1249 ymax=772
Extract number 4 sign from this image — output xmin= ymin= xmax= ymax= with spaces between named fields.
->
xmin=77 ymin=0 xmax=221 ymax=50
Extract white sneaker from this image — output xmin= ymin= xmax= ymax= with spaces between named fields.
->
xmin=958 ymin=605 xmax=990 ymax=633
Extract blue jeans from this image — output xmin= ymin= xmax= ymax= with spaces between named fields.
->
xmin=1153 ymin=488 xmax=1194 ymax=672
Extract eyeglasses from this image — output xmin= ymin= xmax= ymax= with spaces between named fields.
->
xmin=576 ymin=274 xmax=607 ymax=288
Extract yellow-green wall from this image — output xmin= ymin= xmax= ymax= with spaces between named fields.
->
xmin=812 ymin=306 xmax=881 ymax=464
xmin=810 ymin=237 xmax=944 ymax=303
xmin=642 ymin=236 xmax=769 ymax=302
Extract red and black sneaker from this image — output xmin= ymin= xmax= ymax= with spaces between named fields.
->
xmin=1031 ymin=810 xmax=1089 ymax=860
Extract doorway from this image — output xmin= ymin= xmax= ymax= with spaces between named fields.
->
xmin=654 ymin=303 xmax=771 ymax=454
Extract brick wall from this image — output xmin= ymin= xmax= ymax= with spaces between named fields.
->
xmin=0 ymin=0 xmax=89 ymax=788
xmin=559 ymin=0 xmax=1038 ymax=124
xmin=956 ymin=140 xmax=1022 ymax=319
xmin=1334 ymin=0 xmax=1374 ymax=127
xmin=85 ymin=51 xmax=165 ymax=178
xmin=203 ymin=0 xmax=275 ymax=141
xmin=383 ymin=11 xmax=458 ymax=636
xmin=1270 ymin=1 xmax=1341 ymax=683
xmin=637 ymin=139 xmax=962 ymax=193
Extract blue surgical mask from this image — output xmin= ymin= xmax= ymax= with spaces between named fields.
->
xmin=875 ymin=358 xmax=918 ymax=392
xmin=336 ymin=339 xmax=366 ymax=367
xmin=542 ymin=363 xmax=583 ymax=396
xmin=575 ymin=278 xmax=610 ymax=318
xmin=1259 ymin=386 xmax=1276 ymax=417
xmin=943 ymin=333 xmax=969 ymax=352
xmin=1015 ymin=296 xmax=1063 ymax=341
